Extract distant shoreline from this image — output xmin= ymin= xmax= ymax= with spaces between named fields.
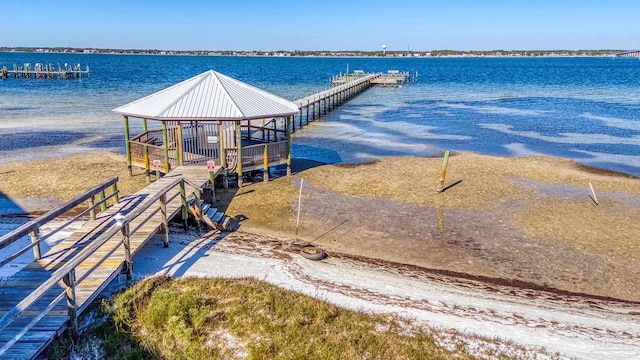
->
xmin=0 ymin=47 xmax=630 ymax=59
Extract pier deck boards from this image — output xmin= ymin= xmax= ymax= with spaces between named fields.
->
xmin=0 ymin=166 xmax=215 ymax=360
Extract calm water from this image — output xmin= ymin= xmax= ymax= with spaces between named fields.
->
xmin=1 ymin=53 xmax=639 ymax=176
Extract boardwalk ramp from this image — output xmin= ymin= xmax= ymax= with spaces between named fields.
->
xmin=0 ymin=166 xmax=218 ymax=359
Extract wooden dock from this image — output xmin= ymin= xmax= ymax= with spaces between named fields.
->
xmin=1 ymin=63 xmax=90 ymax=80
xmin=291 ymin=73 xmax=380 ymax=132
xmin=0 ymin=166 xmax=217 ymax=359
xmin=332 ymin=70 xmax=413 ymax=87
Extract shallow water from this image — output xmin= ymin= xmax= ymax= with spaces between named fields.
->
xmin=1 ymin=53 xmax=639 ymax=176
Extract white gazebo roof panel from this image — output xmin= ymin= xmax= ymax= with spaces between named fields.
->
xmin=113 ymin=70 xmax=299 ymax=120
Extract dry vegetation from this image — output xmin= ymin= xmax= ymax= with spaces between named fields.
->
xmin=0 ymin=152 xmax=149 ymax=203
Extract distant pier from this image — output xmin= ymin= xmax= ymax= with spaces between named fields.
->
xmin=1 ymin=63 xmax=90 ymax=79
xmin=332 ymin=69 xmax=415 ymax=88
xmin=615 ymin=50 xmax=640 ymax=59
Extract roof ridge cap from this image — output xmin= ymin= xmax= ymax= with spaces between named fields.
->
xmin=156 ymin=70 xmax=212 ymax=117
xmin=212 ymin=71 xmax=245 ymax=117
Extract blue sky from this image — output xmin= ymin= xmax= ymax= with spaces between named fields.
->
xmin=2 ymin=0 xmax=639 ymax=51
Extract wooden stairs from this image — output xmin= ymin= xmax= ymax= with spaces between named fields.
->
xmin=187 ymin=198 xmax=239 ymax=232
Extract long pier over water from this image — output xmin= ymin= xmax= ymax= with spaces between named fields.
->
xmin=0 ymin=71 xmax=408 ymax=359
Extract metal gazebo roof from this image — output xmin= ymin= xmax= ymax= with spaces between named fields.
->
xmin=113 ymin=70 xmax=299 ymax=121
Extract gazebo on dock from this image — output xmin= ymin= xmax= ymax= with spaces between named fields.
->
xmin=113 ymin=70 xmax=299 ymax=186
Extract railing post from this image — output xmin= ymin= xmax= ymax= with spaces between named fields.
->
xmin=193 ymin=188 xmax=202 ymax=234
xmin=88 ymin=196 xmax=96 ymax=221
xmin=159 ymin=193 xmax=169 ymax=247
xmin=263 ymin=144 xmax=269 ymax=182
xmin=98 ymin=190 xmax=107 ymax=212
xmin=162 ymin=122 xmax=170 ymax=172
xmin=111 ymin=183 xmax=119 ymax=205
xmin=63 ymin=269 xmax=78 ymax=337
xmin=121 ymin=222 xmax=133 ymax=280
xmin=29 ymin=228 xmax=41 ymax=260
xmin=144 ymin=142 xmax=151 ymax=183
xmin=180 ymin=180 xmax=188 ymax=232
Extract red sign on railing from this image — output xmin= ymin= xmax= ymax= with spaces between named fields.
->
xmin=207 ymin=160 xmax=215 ymax=171
xmin=152 ymin=160 xmax=162 ymax=170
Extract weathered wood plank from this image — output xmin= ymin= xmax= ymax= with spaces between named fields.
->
xmin=0 ymin=167 xmax=211 ymax=360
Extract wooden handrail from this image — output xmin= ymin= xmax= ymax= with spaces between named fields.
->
xmin=0 ymin=177 xmax=118 ymax=251
xmin=0 ymin=175 xmax=204 ymax=349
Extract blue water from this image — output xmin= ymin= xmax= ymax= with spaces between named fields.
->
xmin=1 ymin=53 xmax=639 ymax=176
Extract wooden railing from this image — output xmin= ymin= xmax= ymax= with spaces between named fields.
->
xmin=129 ymin=141 xmax=171 ymax=171
xmin=241 ymin=141 xmax=288 ymax=168
xmin=0 ymin=177 xmax=119 ymax=264
xmin=0 ymin=176 xmax=203 ymax=356
xmin=241 ymin=124 xmax=287 ymax=143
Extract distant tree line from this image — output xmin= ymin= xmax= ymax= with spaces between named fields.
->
xmin=0 ymin=47 xmax=626 ymax=57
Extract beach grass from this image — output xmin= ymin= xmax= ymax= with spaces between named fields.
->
xmin=49 ymin=275 xmax=502 ymax=360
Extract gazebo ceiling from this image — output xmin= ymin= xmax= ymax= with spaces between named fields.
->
xmin=113 ymin=70 xmax=299 ymax=121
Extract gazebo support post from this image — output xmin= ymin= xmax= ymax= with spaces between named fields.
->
xmin=286 ymin=115 xmax=292 ymax=177
xmin=123 ymin=116 xmax=132 ymax=176
xmin=143 ymin=118 xmax=150 ymax=182
xmin=177 ymin=122 xmax=184 ymax=166
xmin=263 ymin=144 xmax=269 ymax=182
xmin=218 ymin=122 xmax=226 ymax=168
xmin=236 ymin=121 xmax=243 ymax=187
xmin=162 ymin=122 xmax=170 ymax=173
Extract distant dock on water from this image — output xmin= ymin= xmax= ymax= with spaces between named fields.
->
xmin=332 ymin=69 xmax=416 ymax=88
xmin=1 ymin=63 xmax=90 ymax=79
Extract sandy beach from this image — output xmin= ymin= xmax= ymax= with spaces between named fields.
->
xmin=1 ymin=150 xmax=640 ymax=359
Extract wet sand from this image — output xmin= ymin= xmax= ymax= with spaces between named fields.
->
xmin=1 ymin=150 xmax=639 ymax=302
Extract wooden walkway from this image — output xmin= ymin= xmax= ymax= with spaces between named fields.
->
xmin=0 ymin=166 xmax=215 ymax=359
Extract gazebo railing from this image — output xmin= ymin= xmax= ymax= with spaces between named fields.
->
xmin=129 ymin=141 xmax=173 ymax=173
xmin=240 ymin=141 xmax=288 ymax=169
xmin=241 ymin=124 xmax=287 ymax=143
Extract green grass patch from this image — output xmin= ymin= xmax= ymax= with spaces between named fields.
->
xmin=47 ymin=276 xmax=514 ymax=359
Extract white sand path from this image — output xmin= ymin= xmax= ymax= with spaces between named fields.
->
xmin=122 ymin=229 xmax=640 ymax=360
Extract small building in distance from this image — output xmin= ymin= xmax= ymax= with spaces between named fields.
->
xmin=113 ymin=70 xmax=299 ymax=186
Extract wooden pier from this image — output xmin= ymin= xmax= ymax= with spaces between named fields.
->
xmin=0 ymin=166 xmax=219 ymax=359
xmin=332 ymin=70 xmax=414 ymax=87
xmin=1 ymin=63 xmax=90 ymax=80
xmin=291 ymin=73 xmax=380 ymax=132
xmin=0 ymin=68 xmax=414 ymax=358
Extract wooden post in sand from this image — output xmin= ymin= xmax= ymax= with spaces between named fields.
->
xmin=437 ymin=151 xmax=450 ymax=193
xmin=589 ymin=182 xmax=599 ymax=205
